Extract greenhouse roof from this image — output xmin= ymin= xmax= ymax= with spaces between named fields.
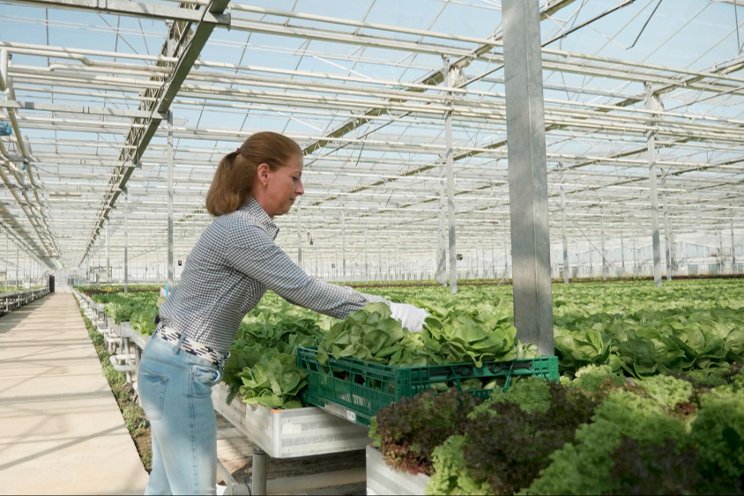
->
xmin=0 ymin=0 xmax=742 ymax=272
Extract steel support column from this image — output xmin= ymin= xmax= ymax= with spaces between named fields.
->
xmin=167 ymin=111 xmax=174 ymax=287
xmin=435 ymin=183 xmax=447 ymax=286
xmin=445 ymin=60 xmax=458 ymax=294
xmin=124 ymin=188 xmax=128 ymax=293
xmin=732 ymin=216 xmax=737 ymax=271
xmin=719 ymin=230 xmax=725 ymax=273
xmin=297 ymin=202 xmax=303 ymax=270
xmin=633 ymin=238 xmax=638 ymax=274
xmin=559 ymin=164 xmax=569 ymax=284
xmin=364 ymin=227 xmax=368 ymax=279
xmin=105 ymin=221 xmax=110 ymax=283
xmin=341 ymin=213 xmax=346 ymax=282
xmin=503 ymin=0 xmax=553 ymax=355
xmin=645 ymin=84 xmax=663 ymax=287
xmin=661 ymin=176 xmax=674 ymax=281
xmin=600 ymin=206 xmax=607 ymax=281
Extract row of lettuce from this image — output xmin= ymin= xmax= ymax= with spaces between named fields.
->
xmin=80 ymin=279 xmax=743 ymax=493
xmin=371 ymin=367 xmax=743 ymax=494
xmin=81 ymin=278 xmax=744 ymax=410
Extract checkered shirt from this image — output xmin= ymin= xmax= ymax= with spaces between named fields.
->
xmin=159 ymin=198 xmax=386 ymax=354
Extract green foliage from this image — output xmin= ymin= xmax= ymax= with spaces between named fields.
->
xmin=554 ymin=325 xmax=612 ymax=370
xmin=123 ymin=402 xmax=149 ymax=433
xmin=76 ymin=280 xmax=744 ymax=488
xmin=668 ymin=319 xmax=728 ymax=370
xmin=420 ymin=301 xmax=519 ymax=366
xmin=637 ymin=374 xmax=694 ymax=411
xmin=130 ymin=305 xmax=158 ymax=335
xmin=674 ymin=366 xmax=732 ymax=388
xmin=523 ymin=391 xmax=689 ymax=495
xmin=91 ymin=291 xmax=159 ymax=329
xmin=471 ymin=376 xmax=553 ymax=416
xmin=603 ymin=386 xmax=744 ymax=496
xmin=427 ymin=436 xmax=492 ymax=496
xmin=615 ymin=330 xmax=667 ymax=377
xmin=691 ymin=391 xmax=744 ymax=484
xmin=90 ymin=279 xmax=744 ymax=387
xmin=316 ymin=297 xmax=524 ymax=369
xmin=708 ymin=361 xmax=744 ymax=396
xmin=79 ymin=284 xmax=161 ymax=295
xmin=224 ymin=308 xmax=323 ymax=406
xmin=316 ymin=302 xmax=428 ymax=366
xmin=240 ymin=291 xmax=331 ymax=328
xmin=552 ymin=279 xmax=744 ymax=377
xmin=237 ymin=349 xmax=307 ymax=409
xmin=563 ymin=364 xmax=626 ymax=398
xmin=462 ymin=382 xmax=598 ymax=495
xmin=519 ymin=376 xmax=744 ymax=495
xmin=369 ymin=389 xmax=482 ymax=475
xmin=607 ymin=437 xmax=702 ymax=495
xmin=87 ymin=279 xmax=744 ymax=420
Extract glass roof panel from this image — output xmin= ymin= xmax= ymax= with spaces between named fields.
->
xmin=0 ymin=0 xmax=741 ymax=275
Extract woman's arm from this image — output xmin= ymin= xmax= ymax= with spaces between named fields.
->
xmin=225 ymin=225 xmax=385 ymax=319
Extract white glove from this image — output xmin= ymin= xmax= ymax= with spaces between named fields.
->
xmin=388 ymin=303 xmax=429 ymax=333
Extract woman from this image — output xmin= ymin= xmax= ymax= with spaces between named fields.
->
xmin=137 ymin=131 xmax=427 ymax=495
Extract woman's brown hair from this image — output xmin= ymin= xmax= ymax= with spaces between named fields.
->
xmin=205 ymin=131 xmax=302 ymax=216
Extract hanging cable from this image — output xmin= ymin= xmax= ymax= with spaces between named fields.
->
xmin=736 ymin=0 xmax=743 ymax=54
xmin=464 ymin=0 xmax=636 ymax=88
xmin=626 ymin=0 xmax=663 ymax=49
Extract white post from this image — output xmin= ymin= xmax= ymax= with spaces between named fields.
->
xmin=341 ymin=213 xmax=346 ymax=282
xmin=364 ymin=228 xmax=368 ymax=280
xmin=15 ymin=239 xmax=19 ymax=289
xmin=296 ymin=202 xmax=303 ymax=270
xmin=645 ymin=83 xmax=663 ymax=287
xmin=560 ymin=164 xmax=569 ymax=284
xmin=445 ymin=59 xmax=458 ymax=294
xmin=719 ymin=230 xmax=725 ymax=274
xmin=503 ymin=0 xmax=553 ymax=354
xmin=660 ymin=169 xmax=674 ymax=281
xmin=732 ymin=216 xmax=737 ymax=273
xmin=124 ymin=188 xmax=129 ymax=293
xmin=106 ymin=221 xmax=111 ymax=282
xmin=167 ymin=112 xmax=175 ymax=287
xmin=600 ymin=206 xmax=607 ymax=281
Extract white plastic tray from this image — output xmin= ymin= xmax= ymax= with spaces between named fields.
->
xmin=212 ymin=383 xmax=370 ymax=458
xmin=130 ymin=327 xmax=150 ymax=350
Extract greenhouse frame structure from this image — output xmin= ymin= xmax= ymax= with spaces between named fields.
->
xmin=0 ymin=0 xmax=743 ymax=295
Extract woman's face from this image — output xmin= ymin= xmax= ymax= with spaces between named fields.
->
xmin=255 ymin=153 xmax=304 ymax=217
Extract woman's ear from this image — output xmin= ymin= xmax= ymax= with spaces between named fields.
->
xmin=256 ymin=163 xmax=270 ymax=187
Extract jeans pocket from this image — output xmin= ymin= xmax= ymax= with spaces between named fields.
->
xmin=138 ymin=363 xmax=169 ymax=421
xmin=191 ymin=364 xmax=221 ymax=397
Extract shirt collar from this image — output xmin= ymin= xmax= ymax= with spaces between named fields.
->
xmin=239 ymin=197 xmax=279 ymax=239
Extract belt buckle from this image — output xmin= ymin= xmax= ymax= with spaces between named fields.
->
xmin=158 ymin=325 xmax=179 ymax=343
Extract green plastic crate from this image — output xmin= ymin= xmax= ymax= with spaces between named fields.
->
xmin=296 ymin=347 xmax=559 ymax=426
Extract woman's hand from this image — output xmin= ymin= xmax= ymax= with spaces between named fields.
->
xmin=388 ymin=302 xmax=429 ymax=332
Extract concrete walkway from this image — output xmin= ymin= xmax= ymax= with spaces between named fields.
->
xmin=0 ymin=291 xmax=149 ymax=495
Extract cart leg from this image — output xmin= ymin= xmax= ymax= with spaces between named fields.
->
xmin=217 ymin=460 xmax=251 ymax=495
xmin=251 ymin=447 xmax=267 ymax=495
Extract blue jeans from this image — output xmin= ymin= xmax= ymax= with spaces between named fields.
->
xmin=138 ymin=333 xmax=222 ymax=495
